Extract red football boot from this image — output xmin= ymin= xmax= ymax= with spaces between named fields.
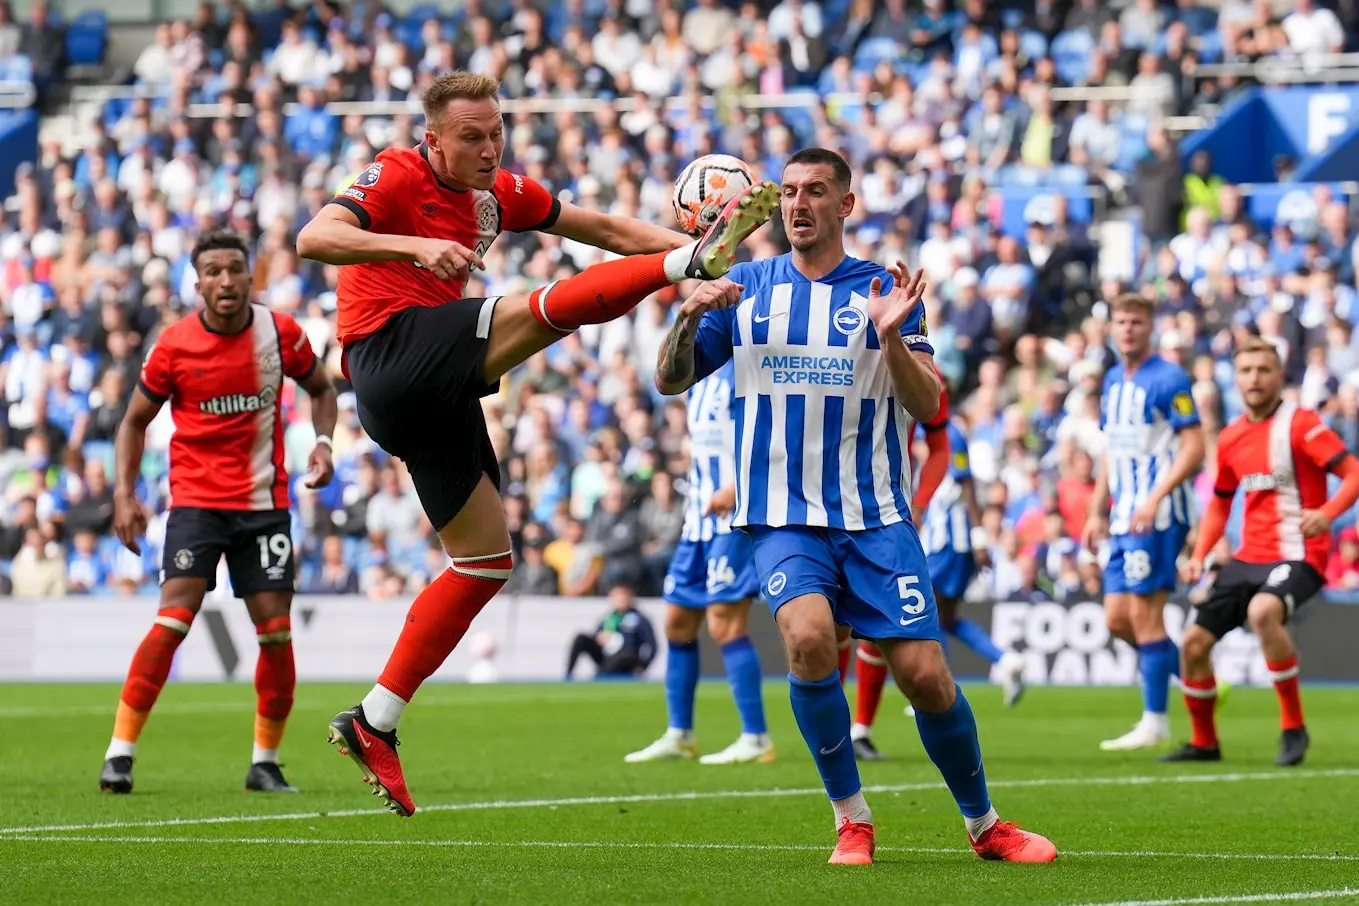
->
xmin=828 ymin=820 xmax=876 ymax=865
xmin=328 ymin=704 xmax=416 ymax=817
xmin=970 ymin=821 xmax=1058 ymax=862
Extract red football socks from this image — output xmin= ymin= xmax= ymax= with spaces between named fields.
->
xmin=854 ymin=642 xmax=890 ymax=728
xmin=837 ymin=637 xmax=853 ymax=685
xmin=254 ymin=616 xmax=295 ymax=753
xmin=1268 ymin=656 xmax=1305 ymax=731
xmin=530 ymin=252 xmax=674 ymax=335
xmin=376 ymin=553 xmax=513 ymax=701
xmin=111 ymin=606 xmax=196 ymax=744
xmin=1182 ymin=676 xmax=1219 ymax=749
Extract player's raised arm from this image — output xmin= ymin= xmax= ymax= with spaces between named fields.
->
xmin=868 ymin=261 xmax=941 ymax=423
xmin=547 ymin=200 xmax=690 ymax=256
xmin=296 ymin=203 xmax=484 ymax=281
xmin=113 ymin=385 xmax=163 ymax=554
xmin=655 ymin=279 xmax=742 ymax=395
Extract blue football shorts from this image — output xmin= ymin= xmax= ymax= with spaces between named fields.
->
xmin=747 ymin=521 xmax=941 ymax=642
xmin=663 ymin=531 xmax=761 ymax=609
xmin=1104 ymin=523 xmax=1190 ymax=597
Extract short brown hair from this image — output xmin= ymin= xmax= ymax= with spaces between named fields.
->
xmin=1233 ymin=335 xmax=1283 ymax=366
xmin=1109 ymin=292 xmax=1154 ymax=317
xmin=422 ymin=72 xmax=501 ymax=129
xmin=784 ymin=147 xmax=852 ymax=190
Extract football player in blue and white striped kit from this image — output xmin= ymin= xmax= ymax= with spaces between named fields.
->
xmin=918 ymin=416 xmax=1027 ymax=707
xmin=1082 ymin=293 xmax=1205 ymax=751
xmin=624 ymin=359 xmax=774 ymax=766
xmin=655 ymin=148 xmax=1056 ymax=866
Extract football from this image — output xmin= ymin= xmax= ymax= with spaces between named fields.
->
xmin=672 ymin=154 xmax=756 ymax=237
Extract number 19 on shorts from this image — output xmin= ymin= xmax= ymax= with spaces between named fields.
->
xmin=256 ymin=533 xmax=292 ymax=581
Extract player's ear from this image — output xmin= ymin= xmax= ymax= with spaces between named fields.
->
xmin=424 ymin=129 xmax=439 ymax=153
xmin=840 ymin=190 xmax=855 ymax=220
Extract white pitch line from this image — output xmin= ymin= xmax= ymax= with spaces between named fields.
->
xmin=2 ymin=767 xmax=1357 ymax=837
xmin=1067 ymin=889 xmax=1359 ymax=906
xmin=4 ymin=837 xmax=1358 ymax=865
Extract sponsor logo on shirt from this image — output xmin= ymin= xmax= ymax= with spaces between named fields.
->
xmin=759 ymin=354 xmax=856 ymax=387
xmin=354 ymin=162 xmax=383 ymax=188
xmin=199 ymin=386 xmax=278 ymax=415
xmin=1240 ymin=472 xmax=1279 ymax=492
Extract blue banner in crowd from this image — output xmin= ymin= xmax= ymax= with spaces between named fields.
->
xmin=997 ymin=187 xmax=1095 ymax=237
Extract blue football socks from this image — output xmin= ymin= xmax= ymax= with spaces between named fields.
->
xmin=949 ymin=618 xmax=1004 ymax=665
xmin=789 ymin=671 xmax=861 ymax=801
xmin=914 ymin=684 xmax=993 ymax=819
xmin=1139 ymin=637 xmax=1180 ymax=716
xmin=665 ymin=640 xmax=700 ymax=732
xmin=721 ymin=636 xmax=767 ymax=735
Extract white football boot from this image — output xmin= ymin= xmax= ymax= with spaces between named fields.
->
xmin=699 ymin=734 xmax=775 ymax=765
xmin=624 ymin=731 xmax=699 ymax=763
xmin=1099 ymin=713 xmax=1172 ymax=751
xmin=998 ymin=651 xmax=1027 ymax=708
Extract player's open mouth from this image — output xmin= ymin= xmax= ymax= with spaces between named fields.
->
xmin=792 ymin=217 xmax=813 ymax=229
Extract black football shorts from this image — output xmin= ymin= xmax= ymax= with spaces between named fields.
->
xmin=1190 ymin=558 xmax=1323 ymax=639
xmin=344 ymin=297 xmax=503 ymax=531
xmin=161 ymin=507 xmax=295 ymax=595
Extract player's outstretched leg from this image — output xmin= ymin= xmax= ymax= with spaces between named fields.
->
xmin=1161 ymin=623 xmax=1223 ymax=762
xmin=99 ymin=588 xmax=202 ymax=793
xmin=942 ymin=605 xmax=1026 ymax=707
xmin=627 ymin=606 xmax=702 ymax=763
xmin=888 ymin=640 xmax=1057 ymax=863
xmin=245 ymin=607 xmax=298 ymax=793
xmin=700 ymin=601 xmax=774 ymax=765
xmin=850 ymin=641 xmax=889 ymax=761
xmin=1101 ymin=590 xmax=1175 ymax=751
xmin=1246 ymin=592 xmax=1310 ymax=766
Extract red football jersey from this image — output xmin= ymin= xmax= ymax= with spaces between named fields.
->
xmin=1213 ymin=401 xmax=1349 ymax=572
xmin=906 ymin=371 xmax=951 ymax=488
xmin=329 ymin=144 xmax=560 ymax=346
xmin=139 ymin=305 xmax=318 ymax=511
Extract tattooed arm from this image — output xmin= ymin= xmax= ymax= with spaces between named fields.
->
xmin=655 ymin=279 xmax=743 ymax=396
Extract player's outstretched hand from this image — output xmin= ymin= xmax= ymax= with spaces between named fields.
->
xmin=678 ymin=279 xmax=744 ymax=320
xmin=867 ymin=261 xmax=927 ymax=338
xmin=704 ymin=484 xmax=737 ymax=518
xmin=1181 ymin=558 xmax=1205 ymax=586
xmin=304 ymin=443 xmax=335 ymax=489
xmin=1080 ymin=513 xmax=1107 ymax=554
xmin=1299 ymin=508 xmax=1332 ymax=538
xmin=410 ymin=237 xmax=485 ymax=281
xmin=114 ymin=492 xmax=148 ymax=555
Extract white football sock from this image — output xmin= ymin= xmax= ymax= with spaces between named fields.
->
xmin=664 ymin=727 xmax=694 ymax=742
xmin=105 ymin=738 xmax=135 ymax=760
xmin=739 ymin=732 xmax=769 ymax=746
xmin=832 ymin=791 xmax=872 ymax=827
xmin=361 ymin=684 xmax=408 ymax=733
xmin=1143 ymin=711 xmax=1170 ymax=732
xmin=850 ymin=721 xmax=872 ymax=742
xmin=252 ymin=745 xmax=279 ymax=765
xmin=663 ymin=242 xmax=700 ymax=283
xmin=966 ymin=806 xmax=1000 ymax=840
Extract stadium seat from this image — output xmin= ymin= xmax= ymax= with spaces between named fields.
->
xmin=1018 ymin=29 xmax=1048 ymax=60
xmin=65 ymin=11 xmax=108 ymax=67
xmin=0 ymin=54 xmax=33 ymax=82
xmin=1050 ymin=29 xmax=1094 ymax=84
xmin=1001 ymin=8 xmax=1025 ymax=30
xmin=854 ymin=37 xmax=901 ymax=73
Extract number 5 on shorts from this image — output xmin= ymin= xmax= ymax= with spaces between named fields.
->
xmin=897 ymin=574 xmax=927 ymax=620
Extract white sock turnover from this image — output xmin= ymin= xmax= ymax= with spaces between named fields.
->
xmin=361 ymin=684 xmax=408 ymax=733
xmin=831 ymin=791 xmax=872 ymax=827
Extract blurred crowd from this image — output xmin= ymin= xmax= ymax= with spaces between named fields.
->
xmin=3 ymin=0 xmax=1359 ymax=600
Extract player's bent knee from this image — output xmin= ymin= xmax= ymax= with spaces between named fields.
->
xmin=245 ymin=591 xmax=293 ymax=622
xmin=1181 ymin=626 xmax=1216 ymax=666
xmin=1246 ymin=594 xmax=1287 ymax=633
xmin=706 ymin=601 xmax=749 ymax=645
xmin=665 ymin=605 xmax=704 ymax=643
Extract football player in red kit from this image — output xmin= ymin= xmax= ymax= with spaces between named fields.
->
xmin=100 ymin=231 xmax=337 ymax=794
xmin=1171 ymin=337 xmax=1359 ymax=767
xmin=296 ymin=71 xmax=778 ymax=816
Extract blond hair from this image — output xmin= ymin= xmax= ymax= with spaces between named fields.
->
xmin=1109 ymin=292 xmax=1154 ymax=318
xmin=422 ymin=72 xmax=501 ymax=129
xmin=1233 ymin=335 xmax=1283 ymax=366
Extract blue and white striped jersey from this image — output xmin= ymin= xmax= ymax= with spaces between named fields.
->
xmin=681 ymin=359 xmax=738 ymax=542
xmin=691 ymin=254 xmax=935 ymax=531
xmin=920 ymin=420 xmax=973 ymax=556
xmin=1100 ymin=354 xmax=1200 ymax=536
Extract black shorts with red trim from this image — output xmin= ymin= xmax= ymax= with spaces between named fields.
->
xmin=1190 ymin=558 xmax=1323 ymax=639
xmin=161 ymin=507 xmax=294 ymax=595
xmin=343 ymin=297 xmax=502 ymax=531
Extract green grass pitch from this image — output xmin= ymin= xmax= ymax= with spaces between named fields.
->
xmin=4 ymin=681 xmax=1358 ymax=906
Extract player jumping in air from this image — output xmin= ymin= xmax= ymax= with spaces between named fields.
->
xmin=849 ymin=385 xmax=1026 ymax=760
xmin=625 ymin=359 xmax=773 ymax=765
xmin=1168 ymin=337 xmax=1359 ymax=766
xmin=101 ymin=231 xmax=337 ymax=794
xmin=1082 ymin=293 xmax=1204 ymax=752
xmin=296 ymin=71 xmax=779 ymax=816
xmin=655 ymin=147 xmax=1056 ymax=865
